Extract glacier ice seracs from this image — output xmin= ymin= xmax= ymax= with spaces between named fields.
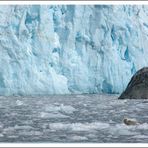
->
xmin=0 ymin=5 xmax=148 ymax=95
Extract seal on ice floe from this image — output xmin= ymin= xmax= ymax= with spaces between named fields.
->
xmin=123 ymin=118 xmax=139 ymax=126
xmin=119 ymin=67 xmax=148 ymax=99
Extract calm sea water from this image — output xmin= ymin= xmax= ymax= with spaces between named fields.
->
xmin=0 ymin=94 xmax=148 ymax=143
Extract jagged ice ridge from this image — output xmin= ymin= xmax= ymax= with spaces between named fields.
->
xmin=0 ymin=5 xmax=148 ymax=95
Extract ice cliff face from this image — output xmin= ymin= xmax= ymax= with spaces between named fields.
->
xmin=0 ymin=5 xmax=148 ymax=95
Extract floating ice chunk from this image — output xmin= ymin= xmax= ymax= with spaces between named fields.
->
xmin=53 ymin=102 xmax=60 ymax=106
xmin=0 ymin=122 xmax=3 ymax=130
xmin=14 ymin=125 xmax=33 ymax=130
xmin=45 ymin=104 xmax=76 ymax=114
xmin=49 ymin=123 xmax=71 ymax=131
xmin=86 ymin=133 xmax=97 ymax=138
xmin=7 ymin=135 xmax=18 ymax=138
xmin=0 ymin=134 xmax=3 ymax=137
xmin=49 ymin=122 xmax=110 ymax=132
xmin=76 ymin=95 xmax=86 ymax=98
xmin=16 ymin=100 xmax=23 ymax=106
xmin=18 ymin=130 xmax=42 ymax=136
xmin=70 ymin=136 xmax=88 ymax=141
xmin=3 ymin=127 xmax=15 ymax=134
xmin=71 ymin=122 xmax=110 ymax=132
xmin=108 ymin=124 xmax=138 ymax=136
xmin=60 ymin=104 xmax=76 ymax=114
xmin=132 ymin=135 xmax=148 ymax=139
xmin=45 ymin=105 xmax=61 ymax=112
xmin=136 ymin=123 xmax=148 ymax=130
xmin=40 ymin=112 xmax=69 ymax=119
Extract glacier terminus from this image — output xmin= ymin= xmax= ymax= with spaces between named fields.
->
xmin=0 ymin=5 xmax=148 ymax=95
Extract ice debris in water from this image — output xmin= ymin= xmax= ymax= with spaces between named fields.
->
xmin=45 ymin=104 xmax=76 ymax=114
xmin=59 ymin=104 xmax=76 ymax=114
xmin=40 ymin=112 xmax=69 ymax=119
xmin=108 ymin=124 xmax=138 ymax=136
xmin=70 ymin=136 xmax=88 ymax=141
xmin=16 ymin=100 xmax=23 ymax=106
xmin=136 ymin=123 xmax=148 ymax=130
xmin=49 ymin=122 xmax=110 ymax=132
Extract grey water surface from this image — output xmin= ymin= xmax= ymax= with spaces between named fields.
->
xmin=0 ymin=94 xmax=148 ymax=143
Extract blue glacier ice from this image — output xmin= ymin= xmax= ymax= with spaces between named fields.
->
xmin=0 ymin=5 xmax=148 ymax=95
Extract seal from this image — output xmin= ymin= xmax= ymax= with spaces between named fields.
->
xmin=123 ymin=118 xmax=139 ymax=126
xmin=119 ymin=67 xmax=148 ymax=99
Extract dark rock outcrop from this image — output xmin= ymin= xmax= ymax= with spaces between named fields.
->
xmin=119 ymin=67 xmax=148 ymax=99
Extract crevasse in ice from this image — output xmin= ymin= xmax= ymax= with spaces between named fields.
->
xmin=0 ymin=5 xmax=148 ymax=95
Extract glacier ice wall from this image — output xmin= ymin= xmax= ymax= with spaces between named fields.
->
xmin=0 ymin=5 xmax=148 ymax=95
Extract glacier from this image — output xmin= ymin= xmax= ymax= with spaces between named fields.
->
xmin=0 ymin=5 xmax=148 ymax=95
